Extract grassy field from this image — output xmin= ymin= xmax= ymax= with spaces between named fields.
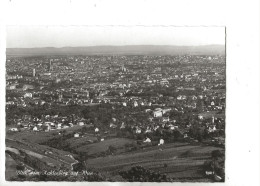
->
xmin=7 ymin=128 xmax=134 ymax=157
xmin=6 ymin=125 xmax=88 ymax=144
xmin=64 ymin=134 xmax=98 ymax=149
xmin=6 ymin=153 xmax=18 ymax=180
xmin=86 ymin=143 xmax=222 ymax=181
xmin=75 ymin=138 xmax=135 ymax=155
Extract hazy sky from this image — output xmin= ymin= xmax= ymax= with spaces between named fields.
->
xmin=6 ymin=26 xmax=225 ymax=48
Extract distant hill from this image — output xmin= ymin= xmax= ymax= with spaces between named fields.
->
xmin=6 ymin=45 xmax=225 ymax=56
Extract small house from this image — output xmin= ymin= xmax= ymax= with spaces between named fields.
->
xmin=135 ymin=127 xmax=142 ymax=134
xmin=78 ymin=121 xmax=85 ymax=126
xmin=153 ymin=110 xmax=162 ymax=118
xmin=158 ymin=139 xmax=164 ymax=146
xmin=143 ymin=137 xmax=151 ymax=143
xmin=33 ymin=126 xmax=38 ymax=131
xmin=9 ymin=128 xmax=18 ymax=132
xmin=95 ymin=127 xmax=99 ymax=133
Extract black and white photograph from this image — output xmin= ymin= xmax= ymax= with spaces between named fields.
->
xmin=5 ymin=26 xmax=226 ymax=182
xmin=0 ymin=0 xmax=259 ymax=186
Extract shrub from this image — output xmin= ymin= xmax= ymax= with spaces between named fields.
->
xmin=119 ymin=165 xmax=170 ymax=182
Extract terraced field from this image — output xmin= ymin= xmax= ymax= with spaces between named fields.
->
xmin=86 ymin=143 xmax=223 ymax=181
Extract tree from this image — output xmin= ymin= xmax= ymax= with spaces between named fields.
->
xmin=203 ymin=150 xmax=225 ymax=181
xmin=107 ymin=145 xmax=117 ymax=154
xmin=211 ymin=150 xmax=223 ymax=159
xmin=119 ymin=166 xmax=170 ymax=182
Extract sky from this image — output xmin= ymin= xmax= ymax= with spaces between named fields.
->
xmin=6 ymin=26 xmax=225 ymax=48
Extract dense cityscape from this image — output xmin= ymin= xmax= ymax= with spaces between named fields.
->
xmin=6 ymin=53 xmax=226 ymax=182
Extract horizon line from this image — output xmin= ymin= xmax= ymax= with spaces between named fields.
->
xmin=6 ymin=44 xmax=225 ymax=49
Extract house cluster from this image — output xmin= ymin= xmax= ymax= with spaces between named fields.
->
xmin=8 ymin=114 xmax=88 ymax=132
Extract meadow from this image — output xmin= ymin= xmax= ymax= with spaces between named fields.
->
xmin=86 ymin=142 xmax=223 ymax=181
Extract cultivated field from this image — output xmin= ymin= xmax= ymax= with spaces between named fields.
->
xmin=86 ymin=142 xmax=223 ymax=181
xmin=75 ymin=138 xmax=135 ymax=155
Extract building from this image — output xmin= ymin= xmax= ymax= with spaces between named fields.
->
xmin=121 ymin=64 xmax=126 ymax=72
xmin=49 ymin=59 xmax=53 ymax=71
xmin=158 ymin=139 xmax=164 ymax=146
xmin=143 ymin=137 xmax=151 ymax=143
xmin=24 ymin=92 xmax=33 ymax=98
xmin=33 ymin=68 xmax=36 ymax=77
xmin=9 ymin=128 xmax=18 ymax=132
xmin=153 ymin=110 xmax=162 ymax=118
xmin=95 ymin=127 xmax=99 ymax=133
xmin=23 ymin=84 xmax=34 ymax=91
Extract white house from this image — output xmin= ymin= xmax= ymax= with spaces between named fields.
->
xmin=74 ymin=133 xmax=80 ymax=138
xmin=24 ymin=93 xmax=33 ymax=98
xmin=9 ymin=128 xmax=18 ymax=132
xmin=33 ymin=126 xmax=38 ymax=131
xmin=133 ymin=101 xmax=138 ymax=107
xmin=135 ymin=128 xmax=142 ymax=134
xmin=158 ymin=139 xmax=164 ymax=146
xmin=169 ymin=125 xmax=175 ymax=130
xmin=153 ymin=110 xmax=162 ymax=118
xmin=110 ymin=123 xmax=117 ymax=128
xmin=78 ymin=121 xmax=85 ymax=126
xmin=95 ymin=127 xmax=99 ymax=133
xmin=205 ymin=171 xmax=214 ymax=175
xmin=143 ymin=137 xmax=151 ymax=143
xmin=57 ymin=123 xmax=62 ymax=129
xmin=112 ymin=118 xmax=117 ymax=122
xmin=177 ymin=95 xmax=187 ymax=100
xmin=212 ymin=116 xmax=215 ymax=124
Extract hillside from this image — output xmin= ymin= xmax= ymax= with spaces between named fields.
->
xmin=86 ymin=142 xmax=223 ymax=181
xmin=6 ymin=45 xmax=225 ymax=56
